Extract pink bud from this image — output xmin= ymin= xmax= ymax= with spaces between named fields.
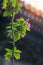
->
xmin=28 ymin=23 xmax=31 ymax=28
xmin=21 ymin=35 xmax=25 ymax=38
xmin=26 ymin=19 xmax=29 ymax=22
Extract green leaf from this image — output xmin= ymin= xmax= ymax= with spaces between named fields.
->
xmin=4 ymin=53 xmax=11 ymax=60
xmin=14 ymin=53 xmax=20 ymax=60
xmin=15 ymin=50 xmax=22 ymax=53
xmin=5 ymin=48 xmax=12 ymax=60
xmin=5 ymin=47 xmax=22 ymax=60
xmin=7 ymin=30 xmax=12 ymax=33
xmin=5 ymin=57 xmax=10 ymax=60
xmin=14 ymin=47 xmax=21 ymax=59
xmin=6 ymin=26 xmax=11 ymax=29
xmin=3 ymin=3 xmax=7 ymax=8
xmin=14 ymin=32 xmax=21 ymax=42
xmin=3 ymin=11 xmax=8 ymax=17
xmin=27 ymin=28 xmax=30 ymax=31
xmin=5 ymin=48 xmax=12 ymax=53
xmin=14 ymin=47 xmax=22 ymax=53
xmin=3 ymin=0 xmax=8 ymax=8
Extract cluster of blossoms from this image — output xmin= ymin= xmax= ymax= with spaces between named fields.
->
xmin=21 ymin=18 xmax=31 ymax=38
xmin=25 ymin=19 xmax=30 ymax=28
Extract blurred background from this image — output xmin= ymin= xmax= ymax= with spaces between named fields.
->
xmin=0 ymin=0 xmax=43 ymax=65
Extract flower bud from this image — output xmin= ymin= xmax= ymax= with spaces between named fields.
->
xmin=28 ymin=23 xmax=31 ymax=28
xmin=26 ymin=19 xmax=29 ymax=22
xmin=21 ymin=35 xmax=25 ymax=38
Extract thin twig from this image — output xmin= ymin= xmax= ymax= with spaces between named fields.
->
xmin=11 ymin=9 xmax=15 ymax=65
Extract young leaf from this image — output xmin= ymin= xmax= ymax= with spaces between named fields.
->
xmin=14 ymin=47 xmax=22 ymax=53
xmin=3 ymin=11 xmax=8 ymax=17
xmin=4 ymin=53 xmax=11 ymax=60
xmin=14 ymin=53 xmax=20 ymax=60
xmin=5 ymin=48 xmax=12 ymax=53
xmin=27 ymin=28 xmax=30 ymax=31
